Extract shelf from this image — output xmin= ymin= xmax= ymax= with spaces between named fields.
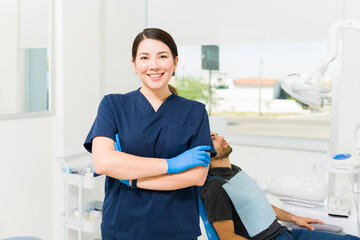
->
xmin=62 ymin=173 xmax=105 ymax=189
xmin=319 ymin=160 xmax=358 ymax=174
xmin=62 ymin=200 xmax=103 ymax=233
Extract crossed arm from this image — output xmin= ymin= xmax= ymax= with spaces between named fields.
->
xmin=212 ymin=206 xmax=324 ymax=240
xmin=134 ymin=166 xmax=209 ymax=190
xmin=92 ymin=136 xmax=209 ymax=190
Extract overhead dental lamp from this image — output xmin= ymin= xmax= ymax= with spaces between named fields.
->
xmin=281 ymin=20 xmax=360 ymax=106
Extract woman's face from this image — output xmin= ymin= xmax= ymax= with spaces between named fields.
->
xmin=132 ymin=38 xmax=178 ymax=92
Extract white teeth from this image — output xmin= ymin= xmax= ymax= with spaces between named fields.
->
xmin=149 ymin=74 xmax=162 ymax=77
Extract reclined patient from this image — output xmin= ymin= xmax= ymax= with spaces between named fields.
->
xmin=200 ymin=132 xmax=359 ymax=240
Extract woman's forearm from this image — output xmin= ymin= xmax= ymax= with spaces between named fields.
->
xmin=92 ymin=137 xmax=168 ymax=179
xmin=136 ymin=166 xmax=209 ymax=190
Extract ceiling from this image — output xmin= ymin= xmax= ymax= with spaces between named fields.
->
xmin=147 ymin=0 xmax=344 ymax=45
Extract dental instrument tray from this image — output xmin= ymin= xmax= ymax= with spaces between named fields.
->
xmin=61 ymin=200 xmax=103 ymax=233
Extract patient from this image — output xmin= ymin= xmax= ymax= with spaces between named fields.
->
xmin=200 ymin=132 xmax=360 ymax=240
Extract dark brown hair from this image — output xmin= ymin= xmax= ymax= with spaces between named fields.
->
xmin=132 ymin=28 xmax=178 ymax=61
xmin=132 ymin=28 xmax=179 ymax=95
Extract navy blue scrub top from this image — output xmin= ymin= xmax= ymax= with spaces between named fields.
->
xmin=84 ymin=89 xmax=217 ymax=240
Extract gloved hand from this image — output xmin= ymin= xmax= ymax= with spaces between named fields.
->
xmin=166 ymin=145 xmax=211 ymax=174
xmin=114 ymin=133 xmax=130 ymax=187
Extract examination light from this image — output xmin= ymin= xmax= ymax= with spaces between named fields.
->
xmin=281 ymin=20 xmax=360 ymax=106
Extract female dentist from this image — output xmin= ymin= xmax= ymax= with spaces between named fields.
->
xmin=84 ymin=28 xmax=216 ymax=240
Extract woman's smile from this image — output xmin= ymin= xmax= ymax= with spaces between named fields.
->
xmin=148 ymin=72 xmax=165 ymax=80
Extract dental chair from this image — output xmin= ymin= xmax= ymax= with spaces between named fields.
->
xmin=199 ymin=189 xmax=220 ymax=240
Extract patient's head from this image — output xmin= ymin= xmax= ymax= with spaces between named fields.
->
xmin=210 ymin=131 xmax=232 ymax=160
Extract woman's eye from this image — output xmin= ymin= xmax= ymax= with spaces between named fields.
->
xmin=140 ymin=56 xmax=148 ymax=60
xmin=160 ymin=55 xmax=168 ymax=59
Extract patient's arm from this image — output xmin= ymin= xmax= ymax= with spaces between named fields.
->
xmin=212 ymin=220 xmax=248 ymax=240
xmin=272 ymin=205 xmax=324 ymax=230
xmin=135 ymin=165 xmax=209 ymax=190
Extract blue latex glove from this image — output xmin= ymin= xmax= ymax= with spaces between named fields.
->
xmin=166 ymin=145 xmax=211 ymax=174
xmin=119 ymin=179 xmax=130 ymax=187
xmin=114 ymin=133 xmax=122 ymax=151
xmin=114 ymin=133 xmax=130 ymax=187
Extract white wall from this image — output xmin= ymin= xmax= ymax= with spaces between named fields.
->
xmin=20 ymin=0 xmax=49 ymax=48
xmin=53 ymin=0 xmax=103 ymax=239
xmin=101 ymin=0 xmax=144 ymax=95
xmin=0 ymin=1 xmax=18 ymax=114
xmin=0 ymin=117 xmax=54 ymax=238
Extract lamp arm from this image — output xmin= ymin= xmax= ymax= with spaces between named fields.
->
xmin=303 ymin=20 xmax=360 ymax=86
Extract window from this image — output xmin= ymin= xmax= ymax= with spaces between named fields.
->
xmin=173 ymin=41 xmax=332 ymax=140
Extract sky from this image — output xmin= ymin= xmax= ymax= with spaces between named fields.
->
xmin=176 ymin=41 xmax=329 ymax=81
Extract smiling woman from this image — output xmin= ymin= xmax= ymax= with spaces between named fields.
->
xmin=84 ymin=28 xmax=217 ymax=240
xmin=0 ymin=0 xmax=53 ymax=118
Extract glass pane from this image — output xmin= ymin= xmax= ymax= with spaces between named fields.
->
xmin=24 ymin=48 xmax=49 ymax=112
xmin=173 ymin=41 xmax=331 ymax=140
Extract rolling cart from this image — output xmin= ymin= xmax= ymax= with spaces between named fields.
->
xmin=57 ymin=152 xmax=105 ymax=240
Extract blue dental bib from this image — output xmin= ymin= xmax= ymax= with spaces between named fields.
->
xmin=213 ymin=171 xmax=276 ymax=237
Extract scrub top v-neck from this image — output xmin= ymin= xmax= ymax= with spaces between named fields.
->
xmin=137 ymin=88 xmax=173 ymax=114
xmin=84 ymin=89 xmax=216 ymax=240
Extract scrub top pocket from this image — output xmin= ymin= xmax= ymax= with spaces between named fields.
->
xmin=166 ymin=123 xmax=197 ymax=157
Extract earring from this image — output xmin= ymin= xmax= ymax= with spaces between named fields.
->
xmin=172 ymin=71 xmax=175 ymax=76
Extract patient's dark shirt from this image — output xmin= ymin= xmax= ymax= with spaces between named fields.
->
xmin=200 ymin=165 xmax=287 ymax=240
